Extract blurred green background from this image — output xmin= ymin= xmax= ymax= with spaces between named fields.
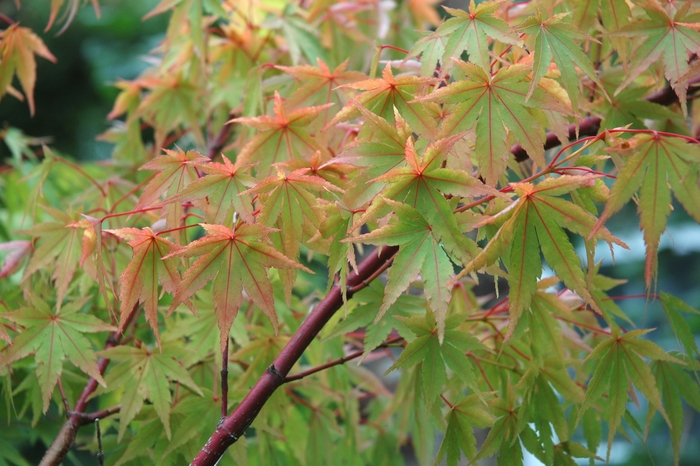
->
xmin=0 ymin=1 xmax=698 ymax=465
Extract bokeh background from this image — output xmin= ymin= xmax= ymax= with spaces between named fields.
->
xmin=0 ymin=1 xmax=698 ymax=465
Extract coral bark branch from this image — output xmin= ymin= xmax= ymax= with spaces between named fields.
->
xmin=190 ymin=79 xmax=699 ymax=465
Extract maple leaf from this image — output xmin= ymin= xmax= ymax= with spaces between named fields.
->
xmin=134 ymin=75 xmax=205 ymax=147
xmin=435 ymin=394 xmax=494 ymax=465
xmin=242 ymin=166 xmax=342 ymax=298
xmin=0 ymin=240 xmax=32 ymax=279
xmin=328 ymin=63 xmax=439 ymax=141
xmin=0 ymin=24 xmax=57 ymax=115
xmin=354 ymin=136 xmax=494 ymax=265
xmin=135 ymin=148 xmax=208 ymax=242
xmin=165 ymin=223 xmax=311 ymax=350
xmin=387 ymin=312 xmax=486 ymax=402
xmin=0 ymin=295 xmax=115 ymax=412
xmin=158 ymin=154 xmax=256 ymax=224
xmin=456 ymin=175 xmax=628 ymax=339
xmin=347 ymin=199 xmax=458 ymax=341
xmin=419 ymin=62 xmax=573 ymax=186
xmin=430 ymin=1 xmax=522 ymax=75
xmin=331 ymin=102 xmax=412 ymax=209
xmin=592 ymin=134 xmax=700 ymax=287
xmin=327 ymin=280 xmax=425 ymax=354
xmin=106 ymin=228 xmax=182 ymax=349
xmin=230 ymin=91 xmax=331 ymax=175
xmin=276 ymin=58 xmax=365 ymax=124
xmin=610 ymin=1 xmax=700 ymax=115
xmin=577 ymin=329 xmax=683 ymax=461
xmin=652 ymin=359 xmax=700 ymax=466
xmin=45 ymin=0 xmax=101 ymax=34
xmin=98 ymin=343 xmax=203 ymax=441
xmin=517 ymin=11 xmax=607 ymax=112
xmin=18 ymin=207 xmax=93 ymax=307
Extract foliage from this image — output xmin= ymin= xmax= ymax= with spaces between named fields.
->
xmin=1 ymin=0 xmax=700 ymax=465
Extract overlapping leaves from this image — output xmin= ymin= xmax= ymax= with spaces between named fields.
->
xmin=457 ymin=175 xmax=627 ymax=338
xmin=0 ymin=295 xmax=114 ymax=412
xmin=419 ymin=62 xmax=572 ymax=185
xmin=165 ymin=223 xmax=310 ymax=349
xmin=592 ymin=134 xmax=700 ymax=287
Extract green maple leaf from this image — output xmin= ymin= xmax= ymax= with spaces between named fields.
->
xmin=106 ymin=227 xmax=182 ymax=349
xmin=0 ymin=295 xmax=115 ymax=412
xmin=592 ymin=134 xmax=700 ymax=287
xmin=243 ymin=166 xmax=342 ymax=298
xmin=158 ymin=154 xmax=256 ymax=224
xmin=326 ymin=280 xmax=423 ymax=355
xmin=517 ymin=11 xmax=606 ymax=112
xmin=98 ymin=343 xmax=203 ymax=441
xmin=18 ymin=207 xmax=93 ymax=307
xmin=419 ymin=62 xmax=573 ymax=185
xmin=0 ymin=24 xmax=57 ymax=115
xmin=231 ymin=91 xmax=331 ymax=176
xmin=435 ymin=394 xmax=494 ymax=466
xmin=578 ymin=329 xmax=683 ymax=461
xmin=610 ymin=1 xmax=700 ymax=115
xmin=134 ymin=74 xmax=205 ymax=146
xmin=456 ymin=175 xmax=627 ymax=339
xmin=652 ymin=359 xmax=700 ymax=466
xmin=135 ymin=147 xmax=208 ymax=242
xmin=166 ymin=223 xmax=311 ymax=350
xmin=328 ymin=63 xmax=439 ymax=141
xmin=387 ymin=313 xmax=486 ymax=405
xmin=347 ymin=200 xmax=456 ymax=340
xmin=354 ymin=136 xmax=493 ymax=265
xmin=429 ymin=1 xmax=522 ymax=75
xmin=332 ymin=102 xmax=412 ymax=209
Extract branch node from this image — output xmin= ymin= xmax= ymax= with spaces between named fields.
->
xmin=266 ymin=364 xmax=283 ymax=381
xmin=218 ymin=424 xmax=239 ymax=442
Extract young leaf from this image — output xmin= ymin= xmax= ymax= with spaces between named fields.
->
xmin=354 ymin=136 xmax=492 ymax=264
xmin=431 ymin=1 xmax=522 ymax=75
xmin=231 ymin=91 xmax=331 ymax=175
xmin=276 ymin=58 xmax=365 ymax=124
xmin=419 ymin=62 xmax=572 ymax=185
xmin=610 ymin=2 xmax=700 ymax=115
xmin=328 ymin=63 xmax=439 ymax=141
xmin=0 ymin=295 xmax=114 ymax=412
xmin=157 ymin=154 xmax=256 ymax=224
xmin=457 ymin=176 xmax=627 ymax=339
xmin=579 ymin=329 xmax=681 ymax=460
xmin=106 ymin=227 xmax=183 ymax=349
xmin=165 ymin=223 xmax=311 ymax=349
xmin=18 ymin=207 xmax=93 ymax=308
xmin=0 ymin=24 xmax=57 ymax=115
xmin=243 ymin=166 xmax=342 ymax=298
xmin=435 ymin=395 xmax=495 ymax=466
xmin=592 ymin=134 xmax=700 ymax=287
xmin=517 ymin=11 xmax=606 ymax=112
xmin=347 ymin=200 xmax=455 ymax=340
xmin=98 ymin=343 xmax=203 ymax=441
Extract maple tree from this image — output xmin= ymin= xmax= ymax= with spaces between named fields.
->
xmin=1 ymin=0 xmax=700 ymax=465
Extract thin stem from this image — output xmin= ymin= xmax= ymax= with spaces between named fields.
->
xmin=221 ymin=338 xmax=229 ymax=419
xmin=55 ymin=156 xmax=107 ymax=197
xmin=96 ymin=419 xmax=104 ymax=466
xmin=57 ymin=378 xmax=71 ymax=415
xmin=83 ymin=405 xmax=122 ymax=424
xmin=284 ymin=336 xmax=404 ymax=383
xmin=0 ymin=13 xmax=15 ymax=25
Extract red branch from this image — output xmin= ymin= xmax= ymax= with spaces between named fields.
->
xmin=189 ymin=78 xmax=700 ymax=466
xmin=190 ymin=246 xmax=399 ymax=465
xmin=511 ymin=75 xmax=700 ymax=162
